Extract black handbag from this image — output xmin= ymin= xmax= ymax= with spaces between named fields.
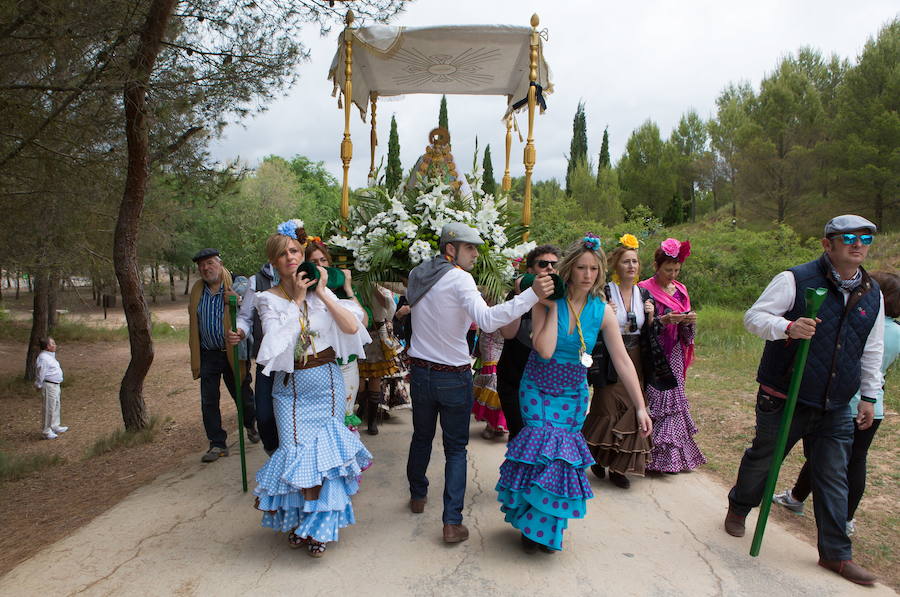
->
xmin=639 ymin=288 xmax=678 ymax=392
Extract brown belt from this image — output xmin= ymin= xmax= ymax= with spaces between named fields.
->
xmin=293 ymin=347 xmax=336 ymax=371
xmin=409 ymin=356 xmax=471 ymax=373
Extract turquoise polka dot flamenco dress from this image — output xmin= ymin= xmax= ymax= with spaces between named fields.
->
xmin=496 ymin=296 xmax=604 ymax=551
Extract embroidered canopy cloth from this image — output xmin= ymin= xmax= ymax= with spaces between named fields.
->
xmin=328 ymin=24 xmax=552 ymax=120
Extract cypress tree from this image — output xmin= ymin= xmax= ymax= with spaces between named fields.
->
xmin=565 ymin=101 xmax=588 ymax=194
xmin=438 ymin=95 xmax=449 ymax=130
xmin=597 ymin=126 xmax=610 ymax=185
xmin=386 ymin=115 xmax=402 ymax=195
xmin=482 ymin=144 xmax=497 ymax=196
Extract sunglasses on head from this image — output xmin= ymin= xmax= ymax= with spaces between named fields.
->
xmin=831 ymin=234 xmax=874 ymax=246
xmin=536 ymin=260 xmax=558 ymax=269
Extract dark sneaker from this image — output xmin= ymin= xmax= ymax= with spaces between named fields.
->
xmin=201 ymin=446 xmax=229 ymax=463
xmin=609 ymin=471 xmax=631 ymax=489
xmin=245 ymin=426 xmax=260 ymax=444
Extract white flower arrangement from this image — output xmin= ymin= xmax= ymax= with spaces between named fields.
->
xmin=327 ymin=172 xmax=533 ymax=301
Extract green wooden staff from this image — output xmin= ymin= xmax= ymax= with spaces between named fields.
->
xmin=229 ymin=294 xmax=248 ymax=493
xmin=750 ymin=286 xmax=827 ymax=557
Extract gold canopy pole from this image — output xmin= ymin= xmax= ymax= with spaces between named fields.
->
xmin=340 ymin=10 xmax=355 ymax=221
xmin=522 ymin=13 xmax=539 ymax=239
xmin=502 ymin=117 xmax=512 ymax=193
xmin=368 ymin=93 xmax=378 ymax=183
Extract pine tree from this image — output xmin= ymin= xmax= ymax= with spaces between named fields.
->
xmin=565 ymin=101 xmax=588 ymax=194
xmin=438 ymin=95 xmax=449 ymax=130
xmin=596 ymin=126 xmax=610 ymax=185
xmin=386 ymin=115 xmax=402 ymax=195
xmin=482 ymin=145 xmax=497 ymax=196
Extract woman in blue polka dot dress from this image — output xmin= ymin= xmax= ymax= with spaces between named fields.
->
xmin=251 ymin=222 xmax=373 ymax=558
xmin=497 ymin=235 xmax=653 ymax=553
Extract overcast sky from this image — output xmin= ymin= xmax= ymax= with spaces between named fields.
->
xmin=208 ymin=0 xmax=898 ymax=188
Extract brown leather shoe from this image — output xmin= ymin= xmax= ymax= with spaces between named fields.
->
xmin=443 ymin=523 xmax=469 ymax=543
xmin=409 ymin=497 xmax=427 ymax=514
xmin=818 ymin=559 xmax=877 ymax=586
xmin=724 ymin=506 xmax=746 ymax=537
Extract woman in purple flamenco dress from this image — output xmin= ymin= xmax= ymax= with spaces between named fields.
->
xmin=497 ymin=235 xmax=653 ymax=553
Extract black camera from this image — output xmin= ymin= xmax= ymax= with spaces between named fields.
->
xmin=626 ymin=312 xmax=638 ymax=333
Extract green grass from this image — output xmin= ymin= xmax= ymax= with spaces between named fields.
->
xmin=84 ymin=415 xmax=172 ymax=459
xmin=0 ymin=451 xmax=65 ymax=482
xmin=0 ymin=317 xmax=186 ymax=344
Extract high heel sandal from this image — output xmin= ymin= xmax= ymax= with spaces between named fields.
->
xmin=288 ymin=531 xmax=307 ymax=549
xmin=307 ymin=538 xmax=327 ymax=558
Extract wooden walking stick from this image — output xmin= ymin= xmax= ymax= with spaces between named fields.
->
xmin=750 ymin=287 xmax=827 ymax=557
xmin=228 ymin=294 xmax=248 ymax=493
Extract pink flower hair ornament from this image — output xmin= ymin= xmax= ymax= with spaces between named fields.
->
xmin=660 ymin=238 xmax=691 ymax=263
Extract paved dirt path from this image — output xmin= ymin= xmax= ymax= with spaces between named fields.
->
xmin=0 ymin=412 xmax=894 ymax=597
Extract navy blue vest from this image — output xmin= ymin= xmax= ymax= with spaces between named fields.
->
xmin=756 ymin=256 xmax=880 ymax=410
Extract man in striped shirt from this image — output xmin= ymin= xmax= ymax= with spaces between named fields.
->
xmin=189 ymin=248 xmax=259 ymax=463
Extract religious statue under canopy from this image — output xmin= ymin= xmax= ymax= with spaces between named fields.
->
xmin=405 ymin=127 xmax=473 ymax=200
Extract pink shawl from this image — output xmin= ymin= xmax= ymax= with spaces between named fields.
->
xmin=639 ymin=276 xmax=695 ymax=374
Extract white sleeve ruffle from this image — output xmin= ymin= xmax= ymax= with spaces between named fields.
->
xmin=255 ymin=292 xmax=299 ymax=376
xmin=332 ymin=297 xmax=372 ymax=361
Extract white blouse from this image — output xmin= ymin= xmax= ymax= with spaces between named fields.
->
xmin=608 ymin=282 xmax=645 ymax=336
xmin=255 ymin=288 xmax=372 ymax=376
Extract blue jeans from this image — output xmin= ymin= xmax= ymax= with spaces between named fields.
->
xmin=728 ymin=388 xmax=854 ymax=560
xmin=406 ymin=364 xmax=474 ymax=525
xmin=254 ymin=363 xmax=278 ymax=452
xmin=199 ymin=350 xmax=256 ymax=449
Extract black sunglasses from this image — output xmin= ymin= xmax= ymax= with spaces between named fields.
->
xmin=536 ymin=260 xmax=558 ymax=269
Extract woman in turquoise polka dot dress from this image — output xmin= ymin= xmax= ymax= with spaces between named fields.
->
xmin=251 ymin=222 xmax=373 ymax=558
xmin=497 ymin=235 xmax=653 ymax=553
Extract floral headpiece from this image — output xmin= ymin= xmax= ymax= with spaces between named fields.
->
xmin=660 ymin=237 xmax=691 ymax=263
xmin=618 ymin=233 xmax=640 ymax=250
xmin=582 ymin=233 xmax=602 ymax=252
xmin=276 ymin=219 xmax=305 ymax=242
xmin=308 ymin=236 xmax=323 ymax=245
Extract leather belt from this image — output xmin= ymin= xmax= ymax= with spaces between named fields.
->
xmin=409 ymin=357 xmax=471 ymax=373
xmin=294 ymin=347 xmax=336 ymax=371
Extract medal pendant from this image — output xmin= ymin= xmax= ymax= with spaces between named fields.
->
xmin=580 ymin=352 xmax=593 ymax=368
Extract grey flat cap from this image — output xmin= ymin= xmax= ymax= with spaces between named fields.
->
xmin=824 ymin=215 xmax=877 ymax=237
xmin=439 ymin=223 xmax=484 ymax=247
xmin=192 ymin=248 xmax=220 ymax=263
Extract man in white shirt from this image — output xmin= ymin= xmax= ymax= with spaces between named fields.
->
xmin=405 ymin=222 xmax=553 ymax=544
xmin=726 ymin=214 xmax=884 ymax=586
xmin=34 ymin=337 xmax=68 ymax=439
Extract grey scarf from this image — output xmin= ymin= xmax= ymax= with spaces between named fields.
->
xmin=407 ymin=255 xmax=455 ymax=307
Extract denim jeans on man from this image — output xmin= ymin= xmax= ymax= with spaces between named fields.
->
xmin=253 ymin=362 xmax=278 ymax=452
xmin=728 ymin=388 xmax=853 ymax=560
xmin=406 ymin=364 xmax=474 ymax=525
xmin=200 ymin=349 xmax=256 ymax=449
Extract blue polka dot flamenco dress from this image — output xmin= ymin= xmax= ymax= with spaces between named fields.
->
xmin=496 ymin=296 xmax=604 ymax=551
xmin=253 ymin=292 xmax=372 ymax=546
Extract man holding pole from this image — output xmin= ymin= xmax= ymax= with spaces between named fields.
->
xmin=189 ymin=248 xmax=260 ymax=463
xmin=725 ymin=215 xmax=884 ymax=586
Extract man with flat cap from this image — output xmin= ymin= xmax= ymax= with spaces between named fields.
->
xmin=725 ymin=215 xmax=884 ymax=586
xmin=189 ymin=248 xmax=259 ymax=463
xmin=404 ymin=223 xmax=555 ymax=543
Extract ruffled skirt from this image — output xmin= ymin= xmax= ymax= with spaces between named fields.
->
xmin=254 ymin=364 xmax=372 ymax=542
xmin=496 ymin=355 xmax=593 ymax=551
xmin=581 ymin=342 xmax=653 ymax=474
xmin=472 ymin=366 xmax=507 ymax=431
xmin=644 ymin=342 xmax=706 ymax=472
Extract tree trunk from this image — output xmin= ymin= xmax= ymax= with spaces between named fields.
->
xmin=183 ymin=266 xmax=190 ymax=295
xmin=15 ymin=271 xmax=20 ymax=299
xmin=112 ymin=0 xmax=178 ymax=432
xmin=47 ymin=275 xmax=58 ymax=329
xmin=168 ymin=267 xmax=176 ymax=301
xmin=25 ymin=270 xmax=49 ymax=381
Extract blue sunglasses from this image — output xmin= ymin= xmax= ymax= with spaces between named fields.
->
xmin=832 ymin=234 xmax=874 ymax=246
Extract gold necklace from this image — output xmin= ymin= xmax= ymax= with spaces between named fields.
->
xmin=566 ymin=296 xmax=592 ymax=368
